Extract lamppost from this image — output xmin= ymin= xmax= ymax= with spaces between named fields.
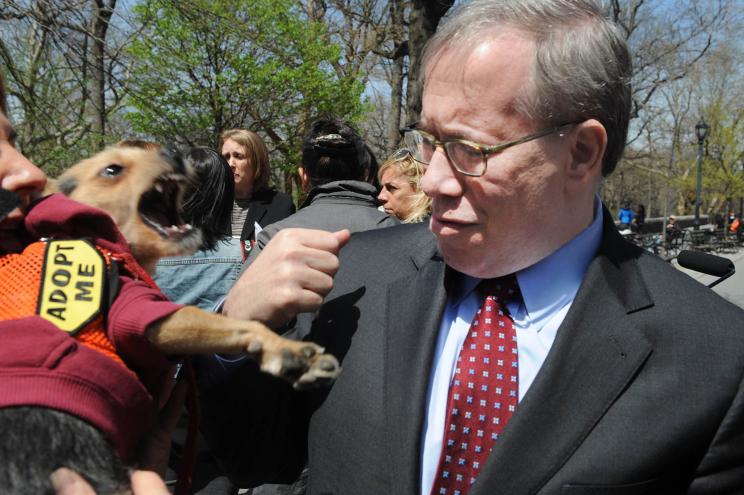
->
xmin=694 ymin=118 xmax=709 ymax=230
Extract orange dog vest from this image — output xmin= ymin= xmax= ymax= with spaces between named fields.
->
xmin=0 ymin=239 xmax=154 ymax=369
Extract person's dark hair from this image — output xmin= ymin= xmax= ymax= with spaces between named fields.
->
xmin=362 ymin=143 xmax=380 ymax=188
xmin=301 ymin=119 xmax=368 ymax=187
xmin=180 ymin=147 xmax=234 ymax=251
xmin=0 ymin=407 xmax=129 ymax=494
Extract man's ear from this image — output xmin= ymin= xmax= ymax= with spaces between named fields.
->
xmin=565 ymin=119 xmax=606 ymax=191
xmin=298 ymin=166 xmax=311 ymax=193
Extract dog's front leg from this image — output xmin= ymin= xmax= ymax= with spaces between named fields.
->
xmin=147 ymin=306 xmax=340 ymax=388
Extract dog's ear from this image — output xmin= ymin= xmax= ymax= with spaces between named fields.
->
xmin=56 ymin=176 xmax=78 ymax=196
xmin=159 ymin=147 xmax=186 ymax=175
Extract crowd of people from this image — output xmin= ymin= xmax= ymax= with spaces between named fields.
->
xmin=2 ymin=0 xmax=744 ymax=494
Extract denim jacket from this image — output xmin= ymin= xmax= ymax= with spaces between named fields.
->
xmin=153 ymin=237 xmax=243 ymax=310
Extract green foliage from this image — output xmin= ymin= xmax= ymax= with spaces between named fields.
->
xmin=700 ymin=108 xmax=744 ymax=204
xmin=1 ymin=12 xmax=111 ymax=177
xmin=125 ymin=0 xmax=368 ymax=185
xmin=25 ymin=133 xmax=114 ymax=179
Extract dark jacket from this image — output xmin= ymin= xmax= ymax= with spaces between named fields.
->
xmin=246 ymin=180 xmax=399 ymax=263
xmin=240 ymin=188 xmax=295 ymax=245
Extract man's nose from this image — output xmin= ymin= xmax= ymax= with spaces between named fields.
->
xmin=420 ymin=147 xmax=462 ymax=198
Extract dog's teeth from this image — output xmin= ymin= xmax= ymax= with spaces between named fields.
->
xmin=155 ymin=184 xmax=163 ymax=193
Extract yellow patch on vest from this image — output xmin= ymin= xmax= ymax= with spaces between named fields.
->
xmin=38 ymin=240 xmax=106 ymax=334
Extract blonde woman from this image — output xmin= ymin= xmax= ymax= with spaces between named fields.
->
xmin=377 ymin=149 xmax=431 ymax=223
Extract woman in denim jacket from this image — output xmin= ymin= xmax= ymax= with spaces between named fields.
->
xmin=154 ymin=147 xmax=242 ymax=310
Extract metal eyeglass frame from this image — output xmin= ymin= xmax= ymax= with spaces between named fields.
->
xmin=398 ymin=122 xmax=580 ymax=177
xmin=386 ymin=148 xmax=414 ymax=162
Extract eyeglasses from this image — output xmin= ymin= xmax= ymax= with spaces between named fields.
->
xmin=387 ymin=148 xmax=414 ymax=162
xmin=399 ymin=122 xmax=578 ymax=177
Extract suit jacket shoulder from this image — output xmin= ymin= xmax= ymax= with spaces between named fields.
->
xmin=305 ymin=213 xmax=744 ymax=495
xmin=291 ymin=222 xmax=436 ymax=350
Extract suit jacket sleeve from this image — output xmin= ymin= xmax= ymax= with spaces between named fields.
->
xmin=689 ymin=373 xmax=744 ymax=493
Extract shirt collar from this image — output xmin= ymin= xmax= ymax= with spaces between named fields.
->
xmin=516 ymin=195 xmax=603 ymax=322
xmin=450 ymin=196 xmax=603 ymax=321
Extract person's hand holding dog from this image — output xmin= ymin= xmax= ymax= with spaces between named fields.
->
xmin=224 ymin=228 xmax=350 ymax=327
xmin=50 ymin=468 xmax=169 ymax=495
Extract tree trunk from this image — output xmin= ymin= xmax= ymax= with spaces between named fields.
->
xmin=405 ymin=0 xmax=454 ymax=123
xmin=387 ymin=0 xmax=406 ymax=148
xmin=89 ymin=0 xmax=116 ymax=149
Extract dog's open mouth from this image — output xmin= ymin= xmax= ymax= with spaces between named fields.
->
xmin=138 ymin=174 xmax=194 ymax=241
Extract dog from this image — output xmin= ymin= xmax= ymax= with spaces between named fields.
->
xmin=0 ymin=146 xmax=339 ymax=493
xmin=47 ymin=146 xmax=340 ymax=384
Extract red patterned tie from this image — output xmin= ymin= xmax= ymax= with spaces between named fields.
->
xmin=430 ymin=277 xmax=520 ymax=495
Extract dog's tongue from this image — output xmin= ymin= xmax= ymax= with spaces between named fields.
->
xmin=0 ymin=189 xmax=21 ymax=221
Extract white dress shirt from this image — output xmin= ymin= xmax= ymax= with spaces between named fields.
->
xmin=420 ymin=197 xmax=604 ymax=495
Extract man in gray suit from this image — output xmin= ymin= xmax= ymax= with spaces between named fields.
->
xmin=217 ymin=0 xmax=744 ymax=493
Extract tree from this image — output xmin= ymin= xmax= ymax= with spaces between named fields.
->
xmin=687 ymin=43 xmax=744 ymax=219
xmin=0 ymin=0 xmax=130 ymax=176
xmin=125 ymin=0 xmax=367 ymax=195
xmin=405 ymin=0 xmax=454 ymax=124
xmin=301 ymin=0 xmax=406 ymax=155
xmin=89 ymin=0 xmax=117 ymax=148
xmin=602 ymin=0 xmax=735 ymax=217
xmin=313 ymin=0 xmax=454 ymax=158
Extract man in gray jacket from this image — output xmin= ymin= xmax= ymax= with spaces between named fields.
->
xmin=245 ymin=118 xmax=398 ymax=266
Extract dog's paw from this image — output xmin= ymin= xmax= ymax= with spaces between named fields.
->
xmin=260 ymin=342 xmax=340 ymax=388
xmin=293 ymin=353 xmax=341 ymax=390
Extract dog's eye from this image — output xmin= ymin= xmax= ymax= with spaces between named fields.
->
xmin=100 ymin=164 xmax=124 ymax=177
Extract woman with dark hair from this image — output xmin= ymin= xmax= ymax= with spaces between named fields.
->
xmin=180 ymin=147 xmax=234 ymax=251
xmin=154 ymin=147 xmax=243 ymax=310
xmin=220 ymin=129 xmax=294 ymax=256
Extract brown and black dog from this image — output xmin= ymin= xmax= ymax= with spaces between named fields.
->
xmin=0 ymin=145 xmax=342 ymax=493
xmin=47 ymin=145 xmax=339 ymax=386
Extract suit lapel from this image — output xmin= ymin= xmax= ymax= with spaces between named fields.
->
xmin=471 ymin=217 xmax=655 ymax=495
xmin=385 ymin=243 xmax=448 ymax=495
